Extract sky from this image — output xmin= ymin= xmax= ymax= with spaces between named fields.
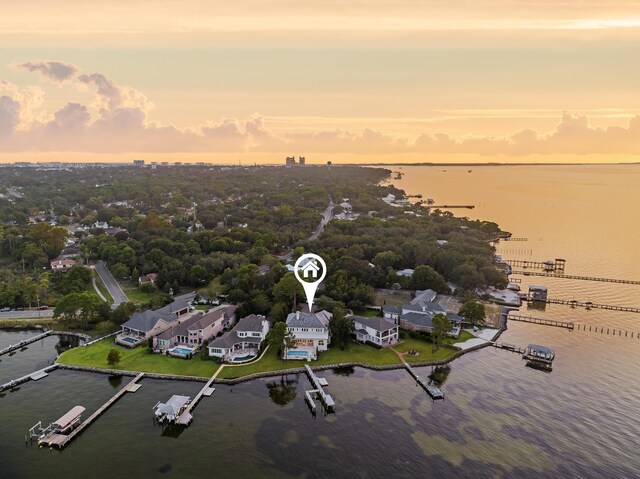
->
xmin=1 ymin=1 xmax=640 ymax=164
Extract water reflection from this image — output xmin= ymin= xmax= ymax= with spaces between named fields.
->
xmin=332 ymin=366 xmax=355 ymax=377
xmin=266 ymin=376 xmax=298 ymax=406
xmin=108 ymin=375 xmax=123 ymax=388
xmin=429 ymin=365 xmax=452 ymax=385
xmin=54 ymin=334 xmax=82 ymax=355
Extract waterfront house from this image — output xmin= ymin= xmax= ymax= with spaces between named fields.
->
xmin=207 ymin=314 xmax=270 ymax=362
xmin=153 ymin=305 xmax=237 ymax=354
xmin=116 ymin=294 xmax=195 ymax=347
xmin=50 ymin=259 xmax=76 ymax=271
xmin=351 ymin=315 xmax=399 ymax=347
xmin=396 ymin=268 xmax=415 ymax=278
xmin=285 ymin=310 xmax=332 ymax=361
xmin=382 ymin=304 xmax=402 ymax=322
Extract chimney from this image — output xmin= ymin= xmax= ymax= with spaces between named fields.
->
xmin=422 ymin=306 xmax=425 ymax=312
xmin=296 ymin=311 xmax=300 ymax=320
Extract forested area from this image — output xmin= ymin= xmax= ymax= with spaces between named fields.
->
xmin=0 ymin=164 xmax=505 ymax=327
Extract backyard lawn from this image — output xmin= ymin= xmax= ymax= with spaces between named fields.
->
xmin=218 ymin=341 xmax=405 ymax=379
xmin=57 ymin=338 xmax=219 ymax=377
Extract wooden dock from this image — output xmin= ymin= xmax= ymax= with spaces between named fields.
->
xmin=400 ymin=360 xmax=444 ymax=400
xmin=504 ymin=259 xmax=566 ymax=271
xmin=511 ymin=270 xmax=640 ymax=285
xmin=0 ymin=365 xmax=59 ymax=393
xmin=176 ymin=376 xmax=216 ymax=426
xmin=424 ymin=204 xmax=475 ymax=209
xmin=39 ymin=373 xmax=144 ymax=448
xmin=0 ymin=331 xmax=91 ymax=357
xmin=507 ymin=314 xmax=574 ymax=330
xmin=492 ymin=342 xmax=527 ymax=354
xmin=502 ymin=237 xmax=528 ymax=242
xmin=530 ymin=298 xmax=640 ymax=314
xmin=304 ymin=365 xmax=335 ymax=412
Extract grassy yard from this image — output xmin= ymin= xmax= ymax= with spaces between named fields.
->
xmin=374 ymin=289 xmax=412 ymax=307
xmin=123 ymin=287 xmax=155 ymax=305
xmin=394 ymin=338 xmax=457 ymax=363
xmin=218 ymin=341 xmax=402 ymax=379
xmin=57 ymin=338 xmax=220 ymax=377
xmin=354 ymin=309 xmax=381 ymax=318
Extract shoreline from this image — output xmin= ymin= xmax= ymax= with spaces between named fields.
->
xmin=52 ymin=329 xmax=503 ymax=385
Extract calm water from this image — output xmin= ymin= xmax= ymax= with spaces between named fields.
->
xmin=2 ymin=165 xmax=640 ymax=478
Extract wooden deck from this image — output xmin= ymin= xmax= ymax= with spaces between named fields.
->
xmin=39 ymin=373 xmax=144 ymax=448
xmin=400 ymin=359 xmax=444 ymax=400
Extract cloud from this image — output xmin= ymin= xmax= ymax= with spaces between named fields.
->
xmin=2 ymin=59 xmax=640 ymax=156
xmin=16 ymin=61 xmax=79 ymax=83
xmin=0 ymin=96 xmax=20 ymax=136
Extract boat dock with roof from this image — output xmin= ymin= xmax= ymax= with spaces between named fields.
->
xmin=31 ymin=373 xmax=144 ymax=448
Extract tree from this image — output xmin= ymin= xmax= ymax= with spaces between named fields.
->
xmin=267 ymin=321 xmax=296 ymax=358
xmin=107 ymin=349 xmax=121 ymax=367
xmin=272 ymin=273 xmax=304 ymax=310
xmin=459 ymin=300 xmax=486 ymax=326
xmin=431 ymin=313 xmax=452 ymax=352
xmin=329 ymin=307 xmax=354 ymax=351
xmin=411 ymin=265 xmax=449 ymax=293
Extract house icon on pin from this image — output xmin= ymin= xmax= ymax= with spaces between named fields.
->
xmin=300 ymin=259 xmax=320 ymax=279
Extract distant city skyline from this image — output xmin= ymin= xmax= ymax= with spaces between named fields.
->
xmin=1 ymin=1 xmax=640 ymax=163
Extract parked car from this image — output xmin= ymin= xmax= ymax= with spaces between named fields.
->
xmin=37 ymin=306 xmax=49 ymax=310
xmin=0 ymin=307 xmax=11 ymax=312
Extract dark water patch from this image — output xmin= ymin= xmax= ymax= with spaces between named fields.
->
xmin=157 ymin=463 xmax=172 ymax=474
xmin=332 ymin=366 xmax=355 ymax=376
xmin=108 ymin=375 xmax=123 ymax=388
xmin=267 ymin=376 xmax=299 ymax=406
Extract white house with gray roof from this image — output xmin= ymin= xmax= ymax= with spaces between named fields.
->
xmin=351 ymin=315 xmax=399 ymax=347
xmin=207 ymin=314 xmax=270 ymax=362
xmin=285 ymin=310 xmax=332 ymax=361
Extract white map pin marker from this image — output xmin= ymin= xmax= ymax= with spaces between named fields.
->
xmin=293 ymin=253 xmax=327 ymax=313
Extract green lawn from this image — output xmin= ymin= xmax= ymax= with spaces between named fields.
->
xmin=217 ymin=341 xmax=402 ymax=379
xmin=57 ymin=338 xmax=220 ymax=377
xmin=394 ymin=338 xmax=457 ymax=363
xmin=354 ymin=309 xmax=381 ymax=318
xmin=123 ymin=287 xmax=155 ymax=304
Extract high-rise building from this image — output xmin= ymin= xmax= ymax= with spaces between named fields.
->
xmin=299 ymin=156 xmax=306 ymax=165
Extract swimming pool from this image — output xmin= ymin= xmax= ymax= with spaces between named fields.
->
xmin=231 ymin=354 xmax=257 ymax=363
xmin=170 ymin=347 xmax=194 ymax=355
xmin=287 ymin=350 xmax=309 ymax=358
xmin=121 ymin=337 xmax=139 ymax=344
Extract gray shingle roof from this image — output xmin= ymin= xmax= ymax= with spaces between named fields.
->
xmin=123 ymin=310 xmax=173 ymax=333
xmin=411 ymin=289 xmax=437 ymax=304
xmin=352 ymin=315 xmax=398 ymax=332
xmin=400 ymin=312 xmax=435 ymax=328
xmin=403 ymin=302 xmax=445 ymax=314
xmin=286 ymin=311 xmax=330 ymax=329
xmin=382 ymin=305 xmax=402 ymax=314
xmin=207 ymin=314 xmax=266 ymax=350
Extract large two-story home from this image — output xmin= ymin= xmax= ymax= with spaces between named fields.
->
xmin=285 ymin=310 xmax=332 ymax=361
xmin=351 ymin=315 xmax=399 ymax=347
xmin=153 ymin=305 xmax=237 ymax=355
xmin=207 ymin=314 xmax=270 ymax=362
xmin=116 ymin=294 xmax=195 ymax=347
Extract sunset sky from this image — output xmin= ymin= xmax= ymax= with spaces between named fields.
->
xmin=1 ymin=1 xmax=640 ymax=164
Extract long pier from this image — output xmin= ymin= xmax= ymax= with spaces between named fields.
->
xmin=511 ymin=270 xmax=640 ymax=285
xmin=504 ymin=259 xmax=566 ymax=271
xmin=492 ymin=342 xmax=527 ymax=354
xmin=400 ymin=359 xmax=444 ymax=400
xmin=531 ymin=298 xmax=640 ymax=314
xmin=424 ymin=204 xmax=475 ymax=209
xmin=39 ymin=373 xmax=144 ymax=448
xmin=507 ymin=314 xmax=574 ymax=330
xmin=0 ymin=331 xmax=91 ymax=357
xmin=0 ymin=365 xmax=59 ymax=393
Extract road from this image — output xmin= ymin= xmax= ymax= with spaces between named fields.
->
xmin=0 ymin=310 xmax=54 ymax=320
xmin=309 ymin=197 xmax=335 ymax=241
xmin=259 ymin=196 xmax=334 ymax=275
xmin=94 ymin=261 xmax=129 ymax=308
